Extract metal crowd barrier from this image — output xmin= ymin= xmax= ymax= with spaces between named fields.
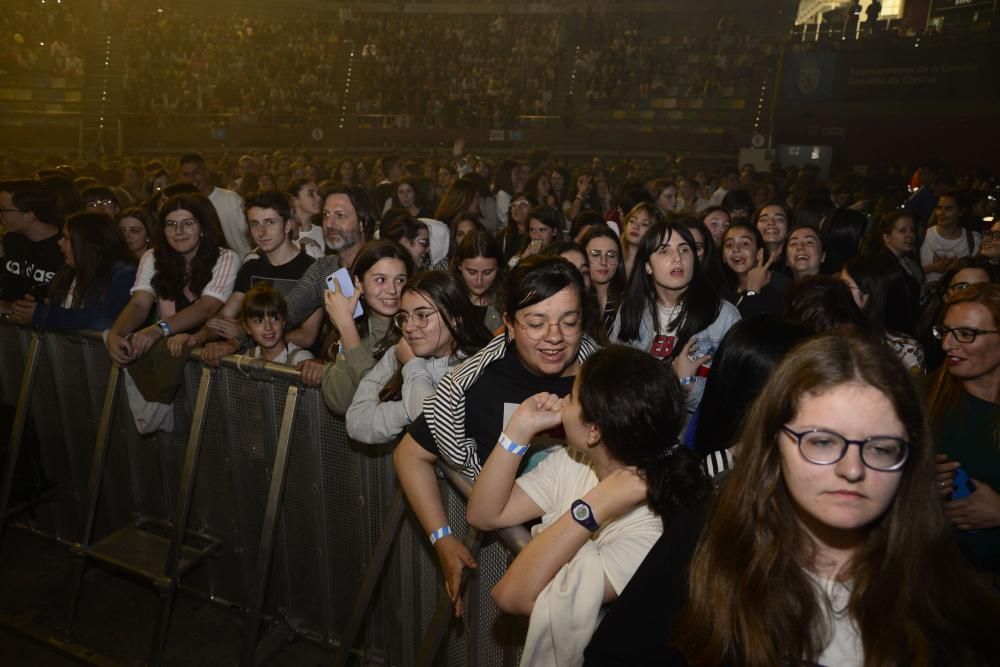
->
xmin=0 ymin=321 xmax=530 ymax=666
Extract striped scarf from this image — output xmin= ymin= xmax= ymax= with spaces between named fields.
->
xmin=422 ymin=333 xmax=602 ymax=478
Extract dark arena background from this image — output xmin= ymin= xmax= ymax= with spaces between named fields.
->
xmin=0 ymin=0 xmax=999 ymax=665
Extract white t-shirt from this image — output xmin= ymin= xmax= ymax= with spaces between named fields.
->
xmin=250 ymin=341 xmax=313 ymax=366
xmin=919 ymin=226 xmax=980 ymax=284
xmin=208 ymin=187 xmax=252 ymax=259
xmin=131 ymin=247 xmax=241 ymax=319
xmin=295 ymin=224 xmax=326 ymax=259
xmin=809 ymin=572 xmax=863 ymax=667
xmin=515 ymin=447 xmax=663 ymax=596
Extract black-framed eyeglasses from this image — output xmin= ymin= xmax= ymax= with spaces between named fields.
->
xmin=983 ymin=230 xmax=1000 ymax=241
xmin=393 ymin=309 xmax=438 ymax=329
xmin=781 ymin=426 xmax=909 ymax=472
xmin=931 ymin=324 xmax=1000 ymax=344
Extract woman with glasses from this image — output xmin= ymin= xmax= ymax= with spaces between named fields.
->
xmin=394 ymin=256 xmax=600 ymax=617
xmin=978 ymin=219 xmax=1000 ymax=267
xmin=319 ymin=240 xmax=414 ymax=415
xmin=914 ymin=256 xmax=999 ymax=373
xmin=929 ymin=284 xmax=1000 ymax=579
xmin=383 ymin=214 xmax=431 ymax=269
xmin=688 ymin=335 xmax=1000 ymax=662
xmin=346 ymin=271 xmax=492 ymax=445
xmin=579 ymin=226 xmax=625 ymax=335
xmin=612 ymin=220 xmax=740 ymax=415
xmin=587 ymin=335 xmax=1000 ymax=665
xmin=105 ymin=193 xmax=239 ymax=366
xmin=467 ymin=346 xmax=707 ymax=664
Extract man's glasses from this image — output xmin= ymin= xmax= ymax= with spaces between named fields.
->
xmin=932 ymin=324 xmax=1000 ymax=344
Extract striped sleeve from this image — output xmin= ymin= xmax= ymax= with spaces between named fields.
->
xmin=199 ymin=248 xmax=241 ymax=303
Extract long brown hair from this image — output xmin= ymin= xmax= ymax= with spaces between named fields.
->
xmin=925 ymin=283 xmax=1000 ymax=432
xmin=675 ymin=335 xmax=1000 ymax=666
xmin=151 ymin=193 xmax=228 ymax=302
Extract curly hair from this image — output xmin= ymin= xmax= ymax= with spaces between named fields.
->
xmin=151 ymin=193 xmax=227 ymax=302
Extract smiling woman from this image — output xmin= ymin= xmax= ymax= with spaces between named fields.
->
xmin=927 ymin=284 xmax=1000 ymax=575
xmin=345 ymin=271 xmax=492 ymax=445
xmin=320 ymin=240 xmax=415 ymax=414
xmin=393 ymin=255 xmax=600 ymax=617
xmin=104 ymin=193 xmax=240 ymax=366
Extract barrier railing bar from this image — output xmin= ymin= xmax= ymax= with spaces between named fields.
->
xmin=332 ymin=487 xmax=407 ymax=667
xmin=0 ymin=333 xmax=43 ymax=545
xmin=241 ymin=384 xmax=299 ymax=667
xmin=306 ymin=394 xmax=336 ymax=641
xmin=63 ymin=365 xmax=121 ymax=641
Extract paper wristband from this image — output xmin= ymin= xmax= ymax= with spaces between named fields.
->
xmin=429 ymin=525 xmax=453 ymax=545
xmin=498 ymin=432 xmax=528 ymax=456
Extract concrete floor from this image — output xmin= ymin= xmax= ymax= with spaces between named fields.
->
xmin=0 ymin=525 xmax=334 ymax=666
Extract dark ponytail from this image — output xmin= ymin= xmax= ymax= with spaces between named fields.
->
xmin=577 ymin=345 xmax=708 ymax=520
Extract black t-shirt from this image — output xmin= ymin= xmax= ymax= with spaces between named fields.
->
xmin=584 ymin=503 xmax=708 ymax=667
xmin=408 ymin=343 xmax=575 ymax=465
xmin=234 ymin=250 xmax=314 ymax=297
xmin=0 ymin=231 xmax=63 ymax=302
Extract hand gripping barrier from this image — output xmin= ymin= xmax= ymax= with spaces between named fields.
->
xmin=0 ymin=320 xmax=532 ymax=666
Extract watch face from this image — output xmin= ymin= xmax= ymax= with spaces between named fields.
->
xmin=573 ymin=503 xmax=591 ymax=522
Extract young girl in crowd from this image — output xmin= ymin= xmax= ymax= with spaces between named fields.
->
xmin=393 ymin=256 xmax=600 ymax=617
xmin=579 ymin=226 xmax=625 ymax=334
xmin=619 ymin=202 xmax=656 ymax=279
xmin=320 ymin=240 xmax=414 ymax=414
xmin=242 ymin=283 xmax=313 ymax=366
xmin=345 ymin=271 xmax=492 ymax=445
xmin=116 ymin=207 xmax=155 ymax=261
xmin=721 ymin=222 xmax=785 ymax=316
xmin=613 ymin=220 xmax=740 ymax=414
xmin=11 ymin=211 xmax=136 ymax=331
xmin=467 ymin=346 xmax=707 ymax=664
xmin=785 ymin=224 xmax=825 ymax=282
xmin=452 ymin=230 xmax=504 ymax=332
xmin=105 ymin=193 xmax=239 ymax=366
xmin=393 ymin=175 xmax=432 ymax=219
xmin=587 ymin=335 xmax=1000 ymax=665
xmin=677 ymin=334 xmax=1000 ymax=665
xmin=871 ymin=211 xmax=922 ymax=286
xmin=499 ymin=193 xmax=533 ymax=264
xmin=842 ymin=253 xmax=924 ymax=373
xmin=285 ymin=178 xmax=324 ymax=259
xmin=754 ymin=202 xmax=793 ymax=264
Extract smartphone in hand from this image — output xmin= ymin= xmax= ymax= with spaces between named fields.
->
xmin=326 ymin=268 xmax=364 ymax=319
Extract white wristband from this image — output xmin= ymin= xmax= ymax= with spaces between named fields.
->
xmin=498 ymin=432 xmax=528 ymax=456
xmin=429 ymin=525 xmax=452 ymax=545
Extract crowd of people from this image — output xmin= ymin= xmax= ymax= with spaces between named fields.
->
xmin=575 ymin=14 xmax=778 ymax=111
xmin=1 ymin=146 xmax=999 ymax=663
xmin=122 ymin=11 xmax=344 ymax=123
xmin=0 ymin=0 xmax=88 ymax=78
xmin=352 ymin=14 xmax=561 ymax=127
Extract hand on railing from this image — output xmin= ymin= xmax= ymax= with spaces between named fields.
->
xmin=167 ymin=333 xmax=199 ymax=358
xmin=433 ymin=535 xmax=478 ymax=618
xmin=297 ymin=359 xmax=325 ymax=387
xmin=200 ymin=339 xmax=241 ymax=367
